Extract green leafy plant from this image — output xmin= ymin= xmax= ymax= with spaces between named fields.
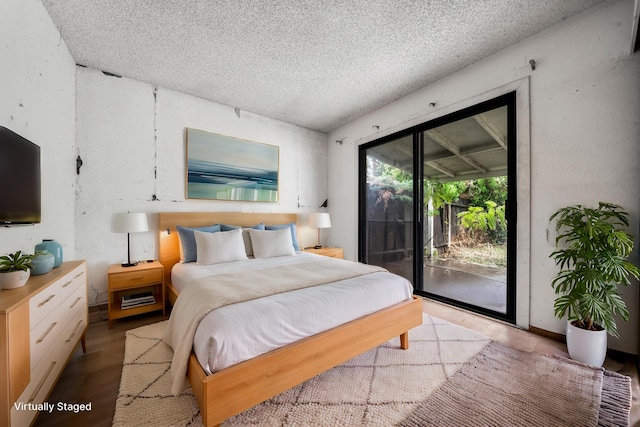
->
xmin=424 ymin=180 xmax=465 ymax=210
xmin=0 ymin=251 xmax=35 ymax=273
xmin=549 ymin=202 xmax=640 ymax=338
xmin=457 ymin=201 xmax=506 ymax=235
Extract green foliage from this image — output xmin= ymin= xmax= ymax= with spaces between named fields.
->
xmin=457 ymin=201 xmax=505 ymax=235
xmin=424 ymin=177 xmax=508 ymax=244
xmin=367 ymin=157 xmax=411 ymax=182
xmin=0 ymin=250 xmax=35 ymax=273
xmin=424 ymin=180 xmax=465 ymax=210
xmin=465 ymin=177 xmax=508 ymax=206
xmin=370 ymin=157 xmax=510 ymax=243
xmin=367 ymin=158 xmax=413 ymax=209
xmin=549 ymin=202 xmax=640 ymax=338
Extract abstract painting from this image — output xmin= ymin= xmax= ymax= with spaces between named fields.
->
xmin=186 ymin=128 xmax=279 ymax=202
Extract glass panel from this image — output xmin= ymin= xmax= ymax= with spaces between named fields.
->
xmin=363 ymin=135 xmax=414 ymax=284
xmin=419 ymin=106 xmax=508 ymax=313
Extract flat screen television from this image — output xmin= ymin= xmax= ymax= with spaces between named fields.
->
xmin=0 ymin=126 xmax=41 ymax=225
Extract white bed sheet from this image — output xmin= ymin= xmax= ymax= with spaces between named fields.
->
xmin=171 ymin=252 xmax=414 ymax=374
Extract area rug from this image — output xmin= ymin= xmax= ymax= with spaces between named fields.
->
xmin=399 ymin=341 xmax=632 ymax=427
xmin=113 ymin=315 xmax=631 ymax=426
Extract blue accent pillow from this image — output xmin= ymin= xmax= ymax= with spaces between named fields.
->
xmin=265 ymin=222 xmax=300 ymax=251
xmin=176 ymin=224 xmax=221 ymax=263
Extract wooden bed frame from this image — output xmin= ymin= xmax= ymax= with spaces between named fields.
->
xmin=158 ymin=212 xmax=423 ymax=427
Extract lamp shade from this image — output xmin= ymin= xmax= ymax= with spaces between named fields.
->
xmin=309 ymin=212 xmax=331 ymax=229
xmin=112 ymin=212 xmax=149 ymax=233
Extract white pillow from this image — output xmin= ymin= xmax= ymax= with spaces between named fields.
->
xmin=247 ymin=228 xmax=296 ymax=259
xmin=194 ymin=228 xmax=248 ymax=265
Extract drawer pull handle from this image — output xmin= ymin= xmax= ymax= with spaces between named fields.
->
xmin=62 ymin=280 xmax=73 ymax=288
xmin=38 ymin=294 xmax=55 ymax=307
xmin=37 ymin=322 xmax=57 ymax=344
xmin=128 ymin=276 xmax=145 ymax=281
xmin=74 ymin=271 xmax=84 ymax=279
xmin=69 ymin=296 xmax=82 ymax=309
xmin=65 ymin=320 xmax=83 ymax=343
xmin=28 ymin=361 xmax=57 ymax=403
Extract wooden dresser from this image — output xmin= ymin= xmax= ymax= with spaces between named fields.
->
xmin=0 ymin=260 xmax=87 ymax=427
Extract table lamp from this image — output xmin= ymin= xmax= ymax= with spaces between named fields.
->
xmin=309 ymin=212 xmax=331 ymax=248
xmin=112 ymin=212 xmax=149 ymax=267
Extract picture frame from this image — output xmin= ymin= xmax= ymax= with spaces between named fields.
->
xmin=186 ymin=128 xmax=279 ymax=202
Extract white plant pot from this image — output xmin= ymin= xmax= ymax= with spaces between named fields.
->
xmin=0 ymin=269 xmax=31 ymax=290
xmin=566 ymin=320 xmax=607 ymax=367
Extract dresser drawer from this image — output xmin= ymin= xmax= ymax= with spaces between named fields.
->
xmin=61 ymin=310 xmax=87 ymax=358
xmin=2 ymin=260 xmax=86 ymax=427
xmin=29 ymin=280 xmax=62 ymax=330
xmin=60 ymin=264 xmax=86 ymax=300
xmin=109 ymin=268 xmax=163 ymax=290
xmin=12 ymin=340 xmax=62 ymax=427
xmin=30 ymin=308 xmax=62 ymax=372
xmin=60 ymin=284 xmax=87 ymax=330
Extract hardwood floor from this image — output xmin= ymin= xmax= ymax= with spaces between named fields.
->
xmin=33 ymin=300 xmax=638 ymax=426
xmin=33 ymin=310 xmax=169 ymax=427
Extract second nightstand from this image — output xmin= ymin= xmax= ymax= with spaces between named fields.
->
xmin=107 ymin=261 xmax=165 ymax=328
xmin=302 ymin=247 xmax=344 ymax=259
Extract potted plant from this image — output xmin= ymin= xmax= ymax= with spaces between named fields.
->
xmin=549 ymin=202 xmax=640 ymax=366
xmin=0 ymin=250 xmax=35 ymax=290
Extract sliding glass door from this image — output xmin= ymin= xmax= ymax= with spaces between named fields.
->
xmin=359 ymin=134 xmax=416 ymax=284
xmin=359 ymin=93 xmax=516 ymax=323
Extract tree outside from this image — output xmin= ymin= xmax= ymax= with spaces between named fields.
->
xmin=367 ymin=157 xmax=507 ymax=269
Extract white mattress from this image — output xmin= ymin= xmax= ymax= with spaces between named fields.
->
xmin=171 ymin=252 xmax=414 ymax=374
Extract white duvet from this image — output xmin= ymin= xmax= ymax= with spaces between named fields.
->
xmin=171 ymin=252 xmax=413 ymax=374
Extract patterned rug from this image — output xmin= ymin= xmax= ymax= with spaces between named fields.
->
xmin=113 ymin=315 xmax=631 ymax=426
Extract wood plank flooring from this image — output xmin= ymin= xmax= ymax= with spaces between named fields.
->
xmin=33 ymin=311 xmax=169 ymax=427
xmin=33 ymin=300 xmax=639 ymax=426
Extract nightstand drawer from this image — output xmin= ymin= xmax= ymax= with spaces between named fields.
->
xmin=107 ymin=262 xmax=165 ymax=328
xmin=109 ymin=268 xmax=163 ymax=290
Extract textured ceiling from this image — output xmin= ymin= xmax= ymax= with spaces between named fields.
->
xmin=41 ymin=0 xmax=604 ymax=133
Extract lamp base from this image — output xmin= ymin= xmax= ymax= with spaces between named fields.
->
xmin=121 ymin=261 xmax=139 ymax=268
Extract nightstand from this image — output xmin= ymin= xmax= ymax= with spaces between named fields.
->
xmin=302 ymin=247 xmax=344 ymax=259
xmin=107 ymin=261 xmax=165 ymax=328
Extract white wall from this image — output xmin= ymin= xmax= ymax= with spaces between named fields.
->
xmin=328 ymin=0 xmax=640 ymax=353
xmin=1 ymin=0 xmax=329 ymax=309
xmin=0 ymin=0 xmax=76 ymax=259
xmin=75 ymin=67 xmax=328 ymax=304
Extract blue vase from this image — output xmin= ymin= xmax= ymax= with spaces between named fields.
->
xmin=31 ymin=251 xmax=55 ymax=275
xmin=35 ymin=239 xmax=63 ymax=268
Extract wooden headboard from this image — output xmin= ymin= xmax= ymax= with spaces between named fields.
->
xmin=158 ymin=212 xmax=298 ymax=288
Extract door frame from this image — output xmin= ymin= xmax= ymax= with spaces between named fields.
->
xmin=418 ymin=92 xmax=516 ymax=323
xmin=358 ymin=78 xmax=530 ymax=328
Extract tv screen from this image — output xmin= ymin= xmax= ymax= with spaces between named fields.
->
xmin=0 ymin=126 xmax=41 ymax=225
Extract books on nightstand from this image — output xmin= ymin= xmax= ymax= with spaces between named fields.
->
xmin=121 ymin=291 xmax=156 ymax=310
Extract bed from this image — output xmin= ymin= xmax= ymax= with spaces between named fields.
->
xmin=158 ymin=212 xmax=423 ymax=427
